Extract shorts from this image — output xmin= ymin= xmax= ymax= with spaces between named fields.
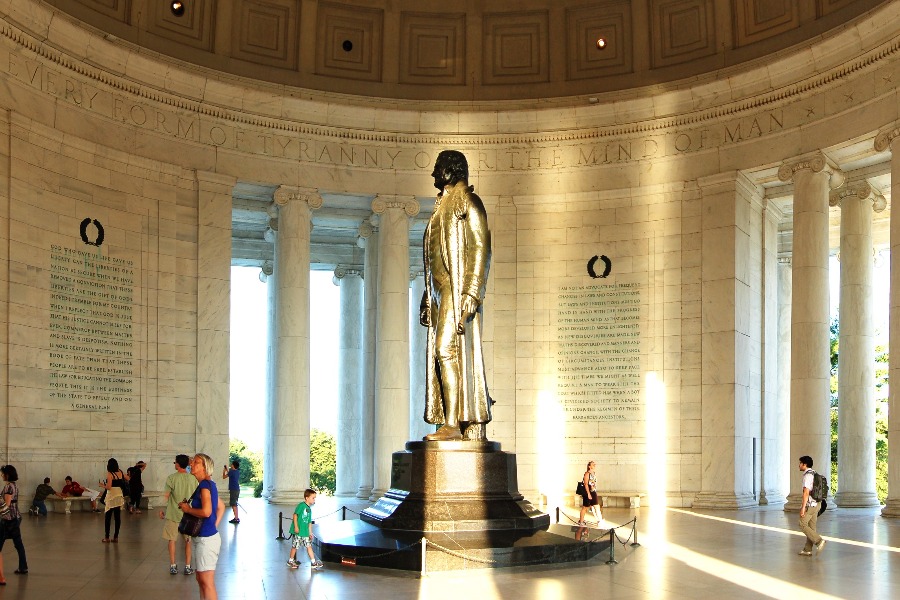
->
xmin=581 ymin=491 xmax=599 ymax=508
xmin=291 ymin=536 xmax=311 ymax=549
xmin=162 ymin=519 xmax=193 ymax=542
xmin=229 ymin=489 xmax=240 ymax=507
xmin=193 ymin=533 xmax=222 ymax=572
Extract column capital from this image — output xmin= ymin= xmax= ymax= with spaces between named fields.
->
xmin=829 ymin=181 xmax=888 ymax=212
xmin=777 ymin=256 xmax=792 ymax=266
xmin=259 ymin=261 xmax=274 ymax=282
xmin=334 ymin=265 xmax=363 ymax=282
xmin=195 ymin=170 xmax=238 ymax=190
xmin=273 ymin=185 xmax=323 ymax=209
xmin=777 ymin=151 xmax=845 ymax=188
xmin=409 ymin=270 xmax=423 ymax=282
xmin=874 ymin=125 xmax=900 ymax=153
xmin=372 ymin=195 xmax=420 ymax=217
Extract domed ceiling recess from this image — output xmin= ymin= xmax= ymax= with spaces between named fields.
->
xmin=43 ymin=0 xmax=885 ymax=102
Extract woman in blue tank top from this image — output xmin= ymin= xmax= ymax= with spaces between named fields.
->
xmin=178 ymin=453 xmax=225 ymax=599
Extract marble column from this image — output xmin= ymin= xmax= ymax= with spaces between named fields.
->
xmin=371 ymin=196 xmax=419 ymax=500
xmin=760 ymin=201 xmax=786 ymax=505
xmin=195 ymin=171 xmax=236 ymax=461
xmin=262 ymin=256 xmax=276 ymax=499
xmin=778 ymin=152 xmax=844 ymax=512
xmin=876 ymin=128 xmax=900 ymax=517
xmin=267 ymin=186 xmax=322 ymax=504
xmin=334 ymin=266 xmax=364 ymax=498
xmin=408 ymin=271 xmax=431 ymax=441
xmin=775 ymin=257 xmax=793 ymax=503
xmin=356 ymin=219 xmax=378 ymax=500
xmin=833 ymin=183 xmax=884 ymax=507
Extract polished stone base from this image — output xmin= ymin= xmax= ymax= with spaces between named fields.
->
xmin=360 ymin=440 xmax=549 ymax=532
xmin=314 ymin=519 xmax=611 ymax=571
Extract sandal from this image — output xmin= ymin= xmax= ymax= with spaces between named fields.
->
xmin=102 ymin=538 xmax=111 ymax=543
xmin=112 ymin=538 xmax=118 ymax=543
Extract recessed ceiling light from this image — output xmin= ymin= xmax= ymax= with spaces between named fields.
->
xmin=171 ymin=2 xmax=185 ymax=17
xmin=596 ymin=38 xmax=607 ymax=50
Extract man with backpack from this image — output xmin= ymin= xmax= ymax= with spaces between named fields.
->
xmin=798 ymin=455 xmax=827 ymax=556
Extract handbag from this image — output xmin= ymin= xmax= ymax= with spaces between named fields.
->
xmin=177 ymin=485 xmax=204 ymax=537
xmin=0 ymin=497 xmax=9 ymax=518
xmin=575 ymin=481 xmax=586 ymax=495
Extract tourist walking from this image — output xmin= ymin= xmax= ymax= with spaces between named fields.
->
xmin=578 ymin=461 xmax=600 ymax=525
xmin=797 ymin=455 xmax=826 ymax=556
xmin=0 ymin=465 xmax=28 ymax=575
xmin=179 ymin=453 xmax=225 ymax=600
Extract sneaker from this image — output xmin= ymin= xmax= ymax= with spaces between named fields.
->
xmin=816 ymin=539 xmax=826 ymax=552
xmin=169 ymin=565 xmax=178 ymax=575
xmin=798 ymin=550 xmax=812 ymax=556
xmin=312 ymin=561 xmax=324 ymax=570
xmin=184 ymin=566 xmax=194 ymax=576
xmin=229 ymin=518 xmax=240 ymax=524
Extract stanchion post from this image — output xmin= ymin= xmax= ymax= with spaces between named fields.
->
xmin=420 ymin=538 xmax=427 ymax=577
xmin=556 ymin=507 xmax=559 ymax=523
xmin=631 ymin=517 xmax=640 ymax=547
xmin=606 ymin=528 xmax=618 ymax=564
xmin=342 ymin=505 xmax=347 ymax=521
xmin=276 ymin=511 xmax=288 ymax=540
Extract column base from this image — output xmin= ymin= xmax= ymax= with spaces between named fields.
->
xmin=356 ymin=486 xmax=373 ymax=500
xmin=783 ymin=492 xmax=805 ymax=512
xmin=880 ymin=499 xmax=900 ymax=517
xmin=267 ymin=490 xmax=308 ymax=505
xmin=369 ymin=488 xmax=386 ymax=503
xmin=834 ymin=491 xmax=882 ymax=508
xmin=691 ymin=492 xmax=758 ymax=509
xmin=758 ymin=489 xmax=786 ymax=506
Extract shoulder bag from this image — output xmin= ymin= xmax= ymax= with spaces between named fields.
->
xmin=178 ymin=483 xmax=205 ymax=537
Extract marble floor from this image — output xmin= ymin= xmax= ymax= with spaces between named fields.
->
xmin=0 ymin=494 xmax=898 ymax=599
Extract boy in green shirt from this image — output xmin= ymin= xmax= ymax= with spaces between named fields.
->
xmin=287 ymin=489 xmax=323 ymax=570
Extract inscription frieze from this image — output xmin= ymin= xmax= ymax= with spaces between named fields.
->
xmin=0 ymin=34 xmax=812 ymax=173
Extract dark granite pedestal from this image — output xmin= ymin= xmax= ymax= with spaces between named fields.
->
xmin=314 ymin=440 xmax=608 ymax=571
xmin=313 ymin=520 xmax=611 ymax=571
xmin=360 ymin=440 xmax=549 ymax=532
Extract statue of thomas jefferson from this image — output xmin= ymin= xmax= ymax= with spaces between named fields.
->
xmin=420 ymin=150 xmax=492 ymax=441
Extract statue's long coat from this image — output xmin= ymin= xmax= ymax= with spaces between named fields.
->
xmin=421 ymin=181 xmax=492 ymax=426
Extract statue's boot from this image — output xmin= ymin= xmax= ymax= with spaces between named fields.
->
xmin=425 ymin=425 xmax=462 ymax=441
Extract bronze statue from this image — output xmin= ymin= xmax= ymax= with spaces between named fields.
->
xmin=420 ymin=150 xmax=492 ymax=441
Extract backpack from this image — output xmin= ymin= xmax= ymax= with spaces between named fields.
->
xmin=809 ymin=470 xmax=828 ymax=502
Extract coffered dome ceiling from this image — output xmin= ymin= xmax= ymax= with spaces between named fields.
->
xmin=42 ymin=0 xmax=885 ymax=102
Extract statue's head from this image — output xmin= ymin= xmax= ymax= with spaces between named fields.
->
xmin=432 ymin=150 xmax=468 ymax=191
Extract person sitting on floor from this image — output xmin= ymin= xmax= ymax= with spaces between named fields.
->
xmin=30 ymin=478 xmax=59 ymax=516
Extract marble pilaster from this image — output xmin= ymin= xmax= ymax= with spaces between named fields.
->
xmin=692 ymin=171 xmax=762 ymax=510
xmin=267 ymin=186 xmax=322 ymax=504
xmin=408 ymin=271 xmax=431 ymax=442
xmin=370 ymin=196 xmax=419 ymax=500
xmin=356 ymin=220 xmax=378 ymax=500
xmin=195 ymin=171 xmax=236 ymax=461
xmin=833 ymin=183 xmax=883 ymax=507
xmin=334 ymin=266 xmax=364 ymax=498
xmin=876 ymin=128 xmax=900 ymax=517
xmin=779 ymin=152 xmax=844 ymax=512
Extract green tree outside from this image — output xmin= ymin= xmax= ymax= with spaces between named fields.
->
xmin=310 ymin=428 xmax=336 ymax=495
xmin=228 ymin=439 xmax=263 ymax=495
